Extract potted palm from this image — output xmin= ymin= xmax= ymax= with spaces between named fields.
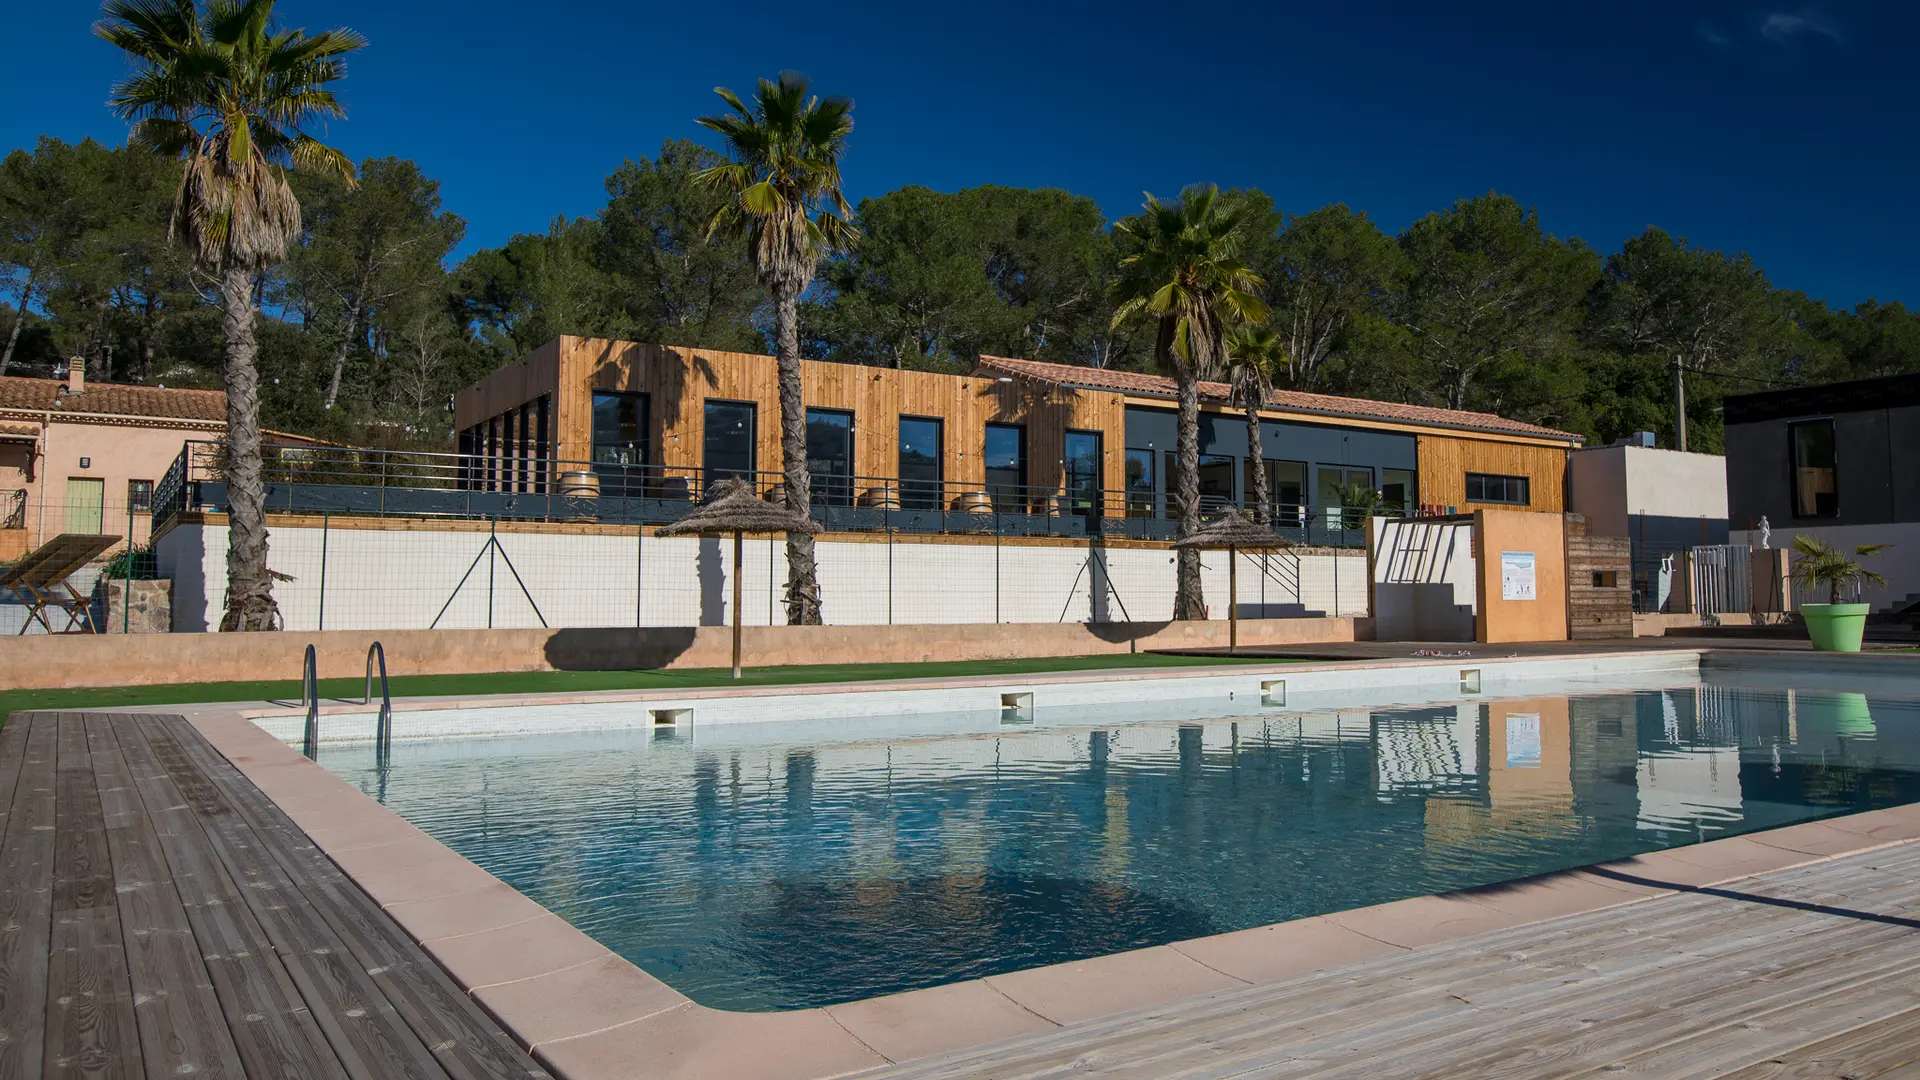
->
xmin=1791 ymin=535 xmax=1889 ymax=652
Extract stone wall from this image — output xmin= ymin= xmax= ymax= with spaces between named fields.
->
xmin=100 ymin=579 xmax=173 ymax=634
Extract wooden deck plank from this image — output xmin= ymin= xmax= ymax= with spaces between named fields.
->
xmin=137 ymin=722 xmax=453 ymax=1080
xmin=1713 ymin=1005 xmax=1920 ymax=1079
xmin=0 ymin=712 xmax=33 ymax=838
xmin=871 ymin=841 xmax=1920 ymax=1080
xmin=162 ymin=719 xmax=549 ymax=1080
xmin=84 ymin=714 xmax=247 ymax=1080
xmin=44 ymin=714 xmax=142 ymax=1080
xmin=0 ymin=716 xmax=58 ymax=1080
xmin=109 ymin=717 xmax=350 ymax=1080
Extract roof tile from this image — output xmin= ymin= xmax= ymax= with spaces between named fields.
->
xmin=0 ymin=375 xmax=226 ymax=423
xmin=975 ymin=355 xmax=1581 ymax=441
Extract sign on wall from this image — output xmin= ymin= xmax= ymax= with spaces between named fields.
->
xmin=1500 ymin=551 xmax=1537 ymax=601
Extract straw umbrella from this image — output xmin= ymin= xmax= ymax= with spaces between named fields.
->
xmin=1173 ymin=510 xmax=1294 ymax=654
xmin=660 ymin=478 xmax=822 ymax=678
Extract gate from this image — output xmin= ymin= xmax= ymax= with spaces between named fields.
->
xmin=1691 ymin=545 xmax=1751 ymax=616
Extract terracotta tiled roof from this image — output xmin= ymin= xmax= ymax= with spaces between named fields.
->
xmin=0 ymin=375 xmax=226 ymax=423
xmin=975 ymin=355 xmax=1583 ymax=442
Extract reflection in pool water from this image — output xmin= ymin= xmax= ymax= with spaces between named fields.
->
xmin=321 ymin=684 xmax=1920 ymax=1011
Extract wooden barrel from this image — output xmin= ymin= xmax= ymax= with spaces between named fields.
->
xmin=559 ymin=470 xmax=601 ymax=498
xmin=860 ymin=486 xmax=901 ymax=510
xmin=955 ymin=491 xmax=994 ymax=515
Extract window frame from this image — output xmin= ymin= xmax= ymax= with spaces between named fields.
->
xmin=1787 ymin=418 xmax=1839 ymax=519
xmin=805 ymin=407 xmax=857 ymax=506
xmin=127 ymin=478 xmax=155 ymax=514
xmin=897 ymin=415 xmax=945 ymax=510
xmin=701 ymin=398 xmax=759 ymax=487
xmin=983 ymin=422 xmax=1027 ymax=512
xmin=1464 ymin=472 xmax=1531 ymax=506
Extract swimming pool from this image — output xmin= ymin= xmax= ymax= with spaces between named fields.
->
xmin=312 ymin=664 xmax=1920 ymax=1011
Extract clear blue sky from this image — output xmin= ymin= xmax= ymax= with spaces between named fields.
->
xmin=11 ymin=0 xmax=1916 ymax=307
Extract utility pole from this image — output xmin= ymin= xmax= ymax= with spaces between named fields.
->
xmin=1672 ymin=354 xmax=1688 ymax=453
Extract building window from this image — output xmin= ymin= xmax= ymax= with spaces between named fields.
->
xmin=1789 ymin=419 xmax=1837 ymax=518
xmin=1197 ymin=455 xmax=1237 ymax=514
xmin=702 ymin=400 xmax=757 ymax=488
xmin=1124 ymin=448 xmax=1156 ymax=517
xmin=1465 ymin=472 xmax=1530 ymax=506
xmin=593 ymin=391 xmax=650 ymax=495
xmin=806 ymin=408 xmax=855 ymax=506
xmin=984 ymin=423 xmax=1026 ymax=512
xmin=1318 ymin=466 xmax=1375 ymax=529
xmin=898 ymin=416 xmax=943 ymax=510
xmin=1063 ymin=430 xmax=1102 ymax=517
xmin=1252 ymin=460 xmax=1307 ymax=524
xmin=1380 ymin=467 xmax=1417 ymax=512
xmin=533 ymin=394 xmax=551 ymax=493
xmin=127 ymin=479 xmax=154 ymax=513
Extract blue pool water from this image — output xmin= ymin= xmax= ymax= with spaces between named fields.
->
xmin=319 ymin=680 xmax=1920 ymax=1011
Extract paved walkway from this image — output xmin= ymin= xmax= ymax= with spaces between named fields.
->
xmin=0 ymin=710 xmax=547 ymax=1080
xmin=866 ymin=837 xmax=1920 ymax=1080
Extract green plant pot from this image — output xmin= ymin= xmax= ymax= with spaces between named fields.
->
xmin=1801 ymin=602 xmax=1871 ymax=652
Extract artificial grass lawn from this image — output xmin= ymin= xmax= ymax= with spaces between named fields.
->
xmin=0 ymin=651 xmax=1301 ymax=719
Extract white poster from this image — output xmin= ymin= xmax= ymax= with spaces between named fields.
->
xmin=1500 ymin=550 xmax=1536 ymax=601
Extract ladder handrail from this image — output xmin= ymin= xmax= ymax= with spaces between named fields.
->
xmin=363 ymin=640 xmax=393 ymax=757
xmin=300 ymin=643 xmax=319 ymax=759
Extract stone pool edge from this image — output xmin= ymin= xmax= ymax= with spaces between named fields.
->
xmin=158 ymin=651 xmax=1920 ymax=1080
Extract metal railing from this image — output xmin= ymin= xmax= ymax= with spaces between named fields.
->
xmin=299 ymin=643 xmax=319 ymax=759
xmin=1 ymin=489 xmax=25 ymax=531
xmin=363 ymin=640 xmax=392 ymax=759
xmin=154 ymin=440 xmax=1423 ymax=549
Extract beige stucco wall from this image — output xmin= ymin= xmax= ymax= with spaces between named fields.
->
xmin=0 ymin=617 xmax=1370 ymax=691
xmin=1474 ymin=509 xmax=1569 ymax=644
xmin=1 ymin=417 xmax=217 ymax=554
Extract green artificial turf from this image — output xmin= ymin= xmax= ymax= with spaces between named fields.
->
xmin=0 ymin=651 xmax=1301 ymax=721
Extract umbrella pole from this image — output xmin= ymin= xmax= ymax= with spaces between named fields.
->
xmin=732 ymin=530 xmax=744 ymax=679
xmin=1228 ymin=544 xmax=1238 ymax=655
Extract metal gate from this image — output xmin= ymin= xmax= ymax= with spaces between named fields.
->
xmin=1691 ymin=545 xmax=1751 ymax=616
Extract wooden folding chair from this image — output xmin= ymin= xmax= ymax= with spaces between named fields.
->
xmin=1 ymin=533 xmax=124 ymax=634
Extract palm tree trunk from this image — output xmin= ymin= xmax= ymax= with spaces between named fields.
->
xmin=774 ymin=288 xmax=822 ymax=624
xmin=1244 ymin=401 xmax=1268 ymax=522
xmin=1174 ymin=369 xmax=1205 ymax=620
xmin=216 ymin=266 xmax=280 ymax=632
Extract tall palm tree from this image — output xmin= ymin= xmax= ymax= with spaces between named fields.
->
xmin=97 ymin=0 xmax=365 ymax=631
xmin=697 ymin=72 xmax=857 ymax=625
xmin=1227 ymin=324 xmax=1286 ymax=522
xmin=1112 ymin=186 xmax=1268 ymax=620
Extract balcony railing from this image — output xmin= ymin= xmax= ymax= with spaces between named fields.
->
xmin=152 ymin=440 xmax=1420 ymax=548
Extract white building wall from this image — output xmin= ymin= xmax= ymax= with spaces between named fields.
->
xmin=154 ymin=521 xmax=1371 ymax=632
xmin=1733 ymin=522 xmax=1920 ymax=612
xmin=1570 ymin=444 xmax=1728 ymax=537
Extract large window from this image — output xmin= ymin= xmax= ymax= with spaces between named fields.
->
xmin=702 ymin=399 xmax=757 ymax=487
xmin=806 ymin=408 xmax=855 ymax=506
xmin=1318 ymin=465 xmax=1374 ymax=529
xmin=1198 ymin=455 xmax=1237 ymax=513
xmin=127 ymin=479 xmax=154 ymax=514
xmin=1465 ymin=472 xmax=1530 ymax=506
xmin=1063 ymin=430 xmax=1103 ymax=517
xmin=1251 ymin=459 xmax=1306 ymax=524
xmin=593 ymin=391 xmax=649 ymax=495
xmin=984 ymin=423 xmax=1026 ymax=511
xmin=898 ymin=416 xmax=943 ymax=510
xmin=1381 ymin=467 xmax=1417 ymax=512
xmin=1125 ymin=448 xmax=1156 ymax=517
xmin=1789 ymin=420 xmax=1837 ymax=518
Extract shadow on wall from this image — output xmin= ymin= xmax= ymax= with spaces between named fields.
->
xmin=1079 ymin=619 xmax=1173 ymax=653
xmin=543 ymin=627 xmax=701 ymax=670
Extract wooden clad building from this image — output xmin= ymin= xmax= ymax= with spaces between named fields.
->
xmin=454 ymin=336 xmax=1581 ymax=528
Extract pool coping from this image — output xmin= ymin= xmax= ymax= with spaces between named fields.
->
xmin=155 ymin=648 xmax=1920 ymax=1080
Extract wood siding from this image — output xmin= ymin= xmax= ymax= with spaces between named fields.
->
xmin=457 ymin=336 xmax=1574 ymax=513
xmin=1565 ymin=515 xmax=1633 ymax=639
xmin=1416 ymin=433 xmax=1568 ymax=513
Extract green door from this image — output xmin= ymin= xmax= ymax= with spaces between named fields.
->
xmin=65 ymin=477 xmax=104 ymax=534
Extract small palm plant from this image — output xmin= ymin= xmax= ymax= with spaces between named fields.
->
xmin=1336 ymin=481 xmax=1384 ymax=532
xmin=1791 ymin=535 xmax=1889 ymax=605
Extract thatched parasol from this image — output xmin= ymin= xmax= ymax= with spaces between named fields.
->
xmin=660 ymin=478 xmax=822 ymax=678
xmin=1174 ymin=511 xmax=1294 ymax=654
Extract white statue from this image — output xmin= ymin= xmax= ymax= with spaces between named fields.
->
xmin=1759 ymin=515 xmax=1771 ymax=550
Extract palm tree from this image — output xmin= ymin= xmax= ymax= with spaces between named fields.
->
xmin=1226 ymin=324 xmax=1286 ymax=522
xmin=97 ymin=0 xmax=365 ymax=631
xmin=1112 ymin=186 xmax=1268 ymax=619
xmin=1791 ymin=534 xmax=1889 ymax=605
xmin=696 ymin=72 xmax=857 ymax=626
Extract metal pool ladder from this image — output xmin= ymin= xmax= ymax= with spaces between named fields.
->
xmin=298 ymin=642 xmax=394 ymax=760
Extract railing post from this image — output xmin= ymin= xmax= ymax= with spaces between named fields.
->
xmin=317 ymin=513 xmax=328 ymax=632
xmin=487 ymin=518 xmax=497 ymax=630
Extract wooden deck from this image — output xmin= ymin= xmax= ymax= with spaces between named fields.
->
xmin=0 ymin=711 xmax=548 ymax=1080
xmin=868 ymin=840 xmax=1920 ymax=1080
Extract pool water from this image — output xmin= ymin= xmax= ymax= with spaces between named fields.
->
xmin=319 ymin=681 xmax=1920 ymax=1011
